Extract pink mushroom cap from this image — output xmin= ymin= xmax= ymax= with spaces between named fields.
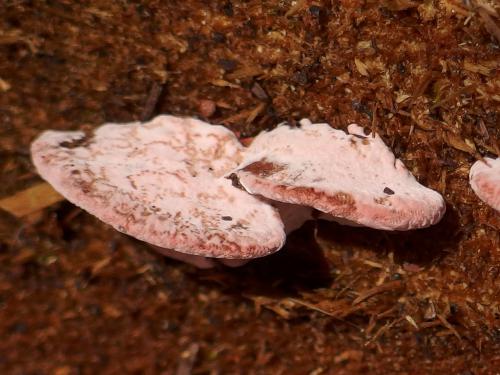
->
xmin=232 ymin=119 xmax=446 ymax=231
xmin=31 ymin=115 xmax=286 ymax=259
xmin=469 ymin=157 xmax=500 ymax=212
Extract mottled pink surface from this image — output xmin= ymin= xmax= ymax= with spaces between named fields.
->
xmin=31 ymin=115 xmax=285 ymax=259
xmin=151 ymin=246 xmax=249 ymax=268
xmin=469 ymin=157 xmax=500 ymax=212
xmin=233 ymin=119 xmax=446 ymax=231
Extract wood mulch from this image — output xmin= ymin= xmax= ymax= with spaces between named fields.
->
xmin=0 ymin=1 xmax=499 ymax=373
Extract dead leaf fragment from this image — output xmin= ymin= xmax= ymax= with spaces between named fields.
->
xmin=0 ymin=182 xmax=64 ymax=218
xmin=463 ymin=60 xmax=492 ymax=76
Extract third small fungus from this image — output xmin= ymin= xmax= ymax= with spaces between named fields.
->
xmin=469 ymin=157 xmax=500 ymax=212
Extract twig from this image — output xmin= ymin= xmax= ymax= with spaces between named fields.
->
xmin=437 ymin=313 xmax=462 ymax=341
xmin=352 ymin=280 xmax=404 ymax=305
xmin=288 ymin=298 xmax=361 ymax=329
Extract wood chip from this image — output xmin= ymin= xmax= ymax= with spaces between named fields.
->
xmin=0 ymin=77 xmax=11 ymax=92
xmin=244 ymin=294 xmax=296 ymax=319
xmin=226 ymin=66 xmax=264 ymax=80
xmin=90 ymin=256 xmax=112 ymax=276
xmin=354 ymin=58 xmax=370 ymax=77
xmin=221 ymin=104 xmax=265 ymax=125
xmin=395 ymin=92 xmax=411 ymax=104
xmin=103 ymin=304 xmax=123 ymax=318
xmin=405 ymin=315 xmax=419 ymax=330
xmin=251 ymin=82 xmax=269 ymax=100
xmin=285 ymin=0 xmax=308 ymax=17
xmin=362 ymin=259 xmax=385 ymax=269
xmin=477 ymin=6 xmax=500 ymax=42
xmin=463 ymin=60 xmax=492 ymax=76
xmin=334 ymin=350 xmax=364 ymax=364
xmin=0 ymin=182 xmax=64 ymax=218
xmin=246 ymin=102 xmax=266 ymax=124
xmin=210 ymin=79 xmax=240 ymax=89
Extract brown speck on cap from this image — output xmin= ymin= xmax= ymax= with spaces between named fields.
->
xmin=384 ymin=187 xmax=395 ymax=195
xmin=242 ymin=159 xmax=286 ymax=178
xmin=59 ymin=132 xmax=93 ymax=149
xmin=227 ymin=173 xmax=244 ymax=190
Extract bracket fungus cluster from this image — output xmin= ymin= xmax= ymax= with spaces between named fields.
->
xmin=31 ymin=115 xmax=448 ymax=268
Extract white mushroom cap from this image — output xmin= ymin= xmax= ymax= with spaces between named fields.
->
xmin=469 ymin=157 xmax=500 ymax=212
xmin=232 ymin=119 xmax=446 ymax=231
xmin=31 ymin=115 xmax=285 ymax=259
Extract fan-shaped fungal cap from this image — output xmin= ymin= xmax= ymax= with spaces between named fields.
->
xmin=469 ymin=157 xmax=500 ymax=212
xmin=31 ymin=115 xmax=285 ymax=259
xmin=232 ymin=119 xmax=446 ymax=231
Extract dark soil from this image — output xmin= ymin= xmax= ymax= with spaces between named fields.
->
xmin=0 ymin=1 xmax=499 ymax=374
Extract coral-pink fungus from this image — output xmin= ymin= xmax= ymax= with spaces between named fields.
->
xmin=31 ymin=116 xmax=447 ymax=267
